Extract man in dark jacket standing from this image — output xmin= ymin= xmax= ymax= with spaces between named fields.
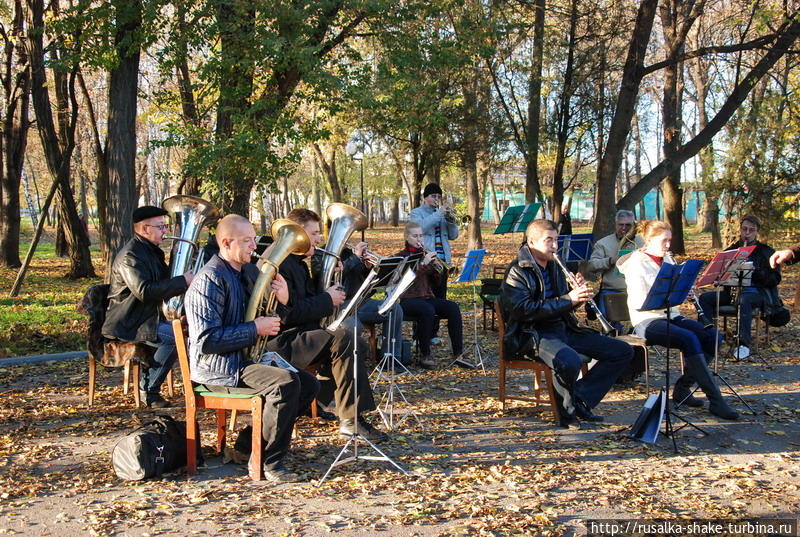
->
xmin=500 ymin=219 xmax=632 ymax=429
xmin=267 ymin=208 xmax=388 ymax=443
xmin=102 ymin=206 xmax=192 ymax=408
xmin=184 ymin=214 xmax=318 ymax=482
xmin=698 ymin=215 xmax=783 ymax=359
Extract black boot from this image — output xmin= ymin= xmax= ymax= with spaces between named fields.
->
xmin=673 ymin=374 xmax=703 ymax=408
xmin=683 ymin=354 xmax=739 ymax=420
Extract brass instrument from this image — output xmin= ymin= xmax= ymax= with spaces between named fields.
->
xmin=345 ymin=241 xmax=388 ymax=265
xmin=552 ymin=253 xmax=615 ymax=335
xmin=422 ymin=248 xmax=458 ymax=277
xmin=664 ymin=251 xmax=714 ymax=329
xmin=317 ymin=203 xmax=368 ymax=324
xmin=162 ymin=195 xmax=220 ymax=320
xmin=245 ymin=219 xmax=311 ymax=361
xmin=618 ymin=224 xmax=637 ymax=250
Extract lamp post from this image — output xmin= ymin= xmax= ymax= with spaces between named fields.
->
xmin=346 ymin=141 xmax=366 ymax=241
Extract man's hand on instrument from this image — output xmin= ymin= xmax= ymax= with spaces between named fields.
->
xmin=770 ymin=249 xmax=794 ymax=268
xmin=271 ymin=274 xmax=289 ymax=305
xmin=183 ymin=271 xmax=195 ymax=286
xmin=568 ymin=282 xmax=593 ymax=304
xmin=326 ymin=285 xmax=346 ymax=307
xmin=254 ymin=316 xmax=281 ymax=337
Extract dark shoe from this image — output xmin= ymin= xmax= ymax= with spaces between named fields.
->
xmin=709 ymin=401 xmax=739 ymax=420
xmin=559 ymin=413 xmax=581 ymax=430
xmin=142 ymin=392 xmax=171 ymax=408
xmin=452 ymin=354 xmax=477 ymax=369
xmin=573 ymin=399 xmax=603 ymax=422
xmin=338 ymin=418 xmax=389 ymax=443
xmin=673 ymin=375 xmax=703 ymax=408
xmin=301 ymin=406 xmax=337 ymax=421
xmin=263 ymin=461 xmax=301 ymax=483
xmin=417 ymin=355 xmax=437 ymax=370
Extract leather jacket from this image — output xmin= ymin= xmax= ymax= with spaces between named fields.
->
xmin=500 ymin=246 xmax=588 ymax=359
xmin=726 ymin=239 xmax=783 ymax=315
xmin=184 ymin=254 xmax=259 ymax=387
xmin=102 ymin=234 xmax=188 ymax=342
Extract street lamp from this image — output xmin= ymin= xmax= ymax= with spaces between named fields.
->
xmin=345 ymin=140 xmax=366 ymax=241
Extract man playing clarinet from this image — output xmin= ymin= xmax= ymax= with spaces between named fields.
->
xmin=500 ymin=219 xmax=632 ymax=429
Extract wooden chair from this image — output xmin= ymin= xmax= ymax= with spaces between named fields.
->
xmin=496 ymin=301 xmax=561 ymax=423
xmin=88 ymin=341 xmax=174 ymax=407
xmin=172 ymin=319 xmax=264 ymax=481
xmin=480 ymin=264 xmax=508 ymax=331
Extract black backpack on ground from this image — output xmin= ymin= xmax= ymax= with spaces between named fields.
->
xmin=112 ymin=415 xmax=188 ymax=481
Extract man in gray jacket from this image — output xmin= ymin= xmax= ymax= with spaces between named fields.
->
xmin=184 ymin=214 xmax=319 ymax=482
xmin=408 ymin=183 xmax=459 ymax=301
xmin=585 ymin=210 xmax=643 ymax=331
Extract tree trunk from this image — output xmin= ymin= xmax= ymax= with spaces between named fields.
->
xmin=524 ymin=0 xmax=545 ymax=204
xmin=592 ymin=0 xmax=659 ymax=239
xmin=312 ymin=143 xmax=343 ymax=203
xmin=102 ymin=0 xmax=142 ymax=278
xmin=27 ymin=0 xmax=94 ymax=279
xmin=0 ymin=0 xmax=29 ymax=268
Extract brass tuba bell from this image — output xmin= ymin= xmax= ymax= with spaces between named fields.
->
xmin=245 ymin=219 xmax=311 ymax=361
xmin=162 ymin=195 xmax=220 ymax=320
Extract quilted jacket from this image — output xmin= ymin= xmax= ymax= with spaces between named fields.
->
xmin=184 ymin=254 xmax=258 ymax=387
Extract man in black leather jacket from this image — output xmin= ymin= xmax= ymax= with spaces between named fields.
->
xmin=267 ymin=208 xmax=388 ymax=443
xmin=102 ymin=206 xmax=192 ymax=408
xmin=500 ymin=219 xmax=632 ymax=428
xmin=698 ymin=215 xmax=784 ymax=359
xmin=184 ymin=214 xmax=318 ymax=482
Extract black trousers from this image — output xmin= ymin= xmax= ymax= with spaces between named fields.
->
xmin=205 ymin=364 xmax=319 ymax=469
xmin=401 ymin=297 xmax=463 ymax=357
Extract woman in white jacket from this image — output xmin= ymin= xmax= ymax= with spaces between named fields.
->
xmin=617 ymin=220 xmax=738 ymax=420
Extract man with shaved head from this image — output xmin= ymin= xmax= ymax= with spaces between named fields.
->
xmin=185 ymin=214 xmax=319 ymax=482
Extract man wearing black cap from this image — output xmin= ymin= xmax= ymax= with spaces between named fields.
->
xmin=102 ymin=206 xmax=194 ymax=408
xmin=409 ymin=183 xmax=459 ymax=302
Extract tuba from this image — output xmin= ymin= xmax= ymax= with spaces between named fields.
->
xmin=317 ymin=203 xmax=368 ymax=326
xmin=162 ymin=195 xmax=220 ymax=320
xmin=245 ymin=219 xmax=311 ymax=361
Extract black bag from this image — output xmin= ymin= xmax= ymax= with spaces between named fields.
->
xmin=767 ymin=306 xmax=791 ymax=327
xmin=112 ymin=416 xmax=187 ymax=481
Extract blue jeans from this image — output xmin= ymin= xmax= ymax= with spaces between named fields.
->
xmin=698 ymin=288 xmax=763 ymax=346
xmin=642 ymin=316 xmax=721 ymax=357
xmin=536 ymin=323 xmax=633 ymax=413
xmin=358 ymin=299 xmax=404 ymax=356
xmin=141 ymin=321 xmax=177 ymax=398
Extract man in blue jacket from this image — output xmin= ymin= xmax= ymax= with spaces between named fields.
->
xmin=184 ymin=214 xmax=318 ymax=482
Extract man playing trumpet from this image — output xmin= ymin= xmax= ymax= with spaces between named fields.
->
xmin=500 ymin=219 xmax=632 ymax=429
xmin=184 ymin=215 xmax=319 ymax=482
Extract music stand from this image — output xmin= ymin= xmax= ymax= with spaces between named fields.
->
xmin=556 ymin=234 xmax=593 ymax=263
xmin=634 ymin=258 xmax=708 ymax=453
xmin=447 ymin=249 xmax=488 ymax=371
xmin=318 ymin=267 xmax=408 ymax=486
xmin=374 ymin=267 xmax=424 ymax=430
xmin=687 ymin=251 xmax=757 ymax=413
xmin=493 ymin=203 xmax=542 ymax=235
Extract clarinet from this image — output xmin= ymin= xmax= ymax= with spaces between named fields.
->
xmin=664 ymin=251 xmax=714 ymax=329
xmin=552 ymin=253 xmax=615 ymax=335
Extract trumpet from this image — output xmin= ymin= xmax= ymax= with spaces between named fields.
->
xmin=552 ymin=253 xmax=615 ymax=335
xmin=422 ymin=248 xmax=458 ymax=277
xmin=345 ymin=241 xmax=388 ymax=265
xmin=664 ymin=251 xmax=714 ymax=329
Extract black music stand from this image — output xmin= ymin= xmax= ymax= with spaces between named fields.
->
xmin=448 ymin=249 xmax=488 ymax=371
xmin=631 ymin=258 xmax=708 ymax=452
xmin=318 ymin=267 xmax=408 ymax=486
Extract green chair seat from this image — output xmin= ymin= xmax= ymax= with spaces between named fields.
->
xmin=194 ymin=386 xmax=256 ymax=399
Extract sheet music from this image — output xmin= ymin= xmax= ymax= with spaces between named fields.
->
xmin=258 ymin=351 xmax=298 ymax=373
xmin=379 ymin=268 xmax=417 ymax=315
xmin=326 ymin=268 xmax=379 ymax=332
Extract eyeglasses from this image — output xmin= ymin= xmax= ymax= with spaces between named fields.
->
xmin=146 ymin=224 xmax=169 ymax=231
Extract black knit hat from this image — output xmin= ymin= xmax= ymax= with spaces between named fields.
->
xmin=422 ymin=183 xmax=443 ymax=198
xmin=132 ymin=205 xmax=168 ymax=224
